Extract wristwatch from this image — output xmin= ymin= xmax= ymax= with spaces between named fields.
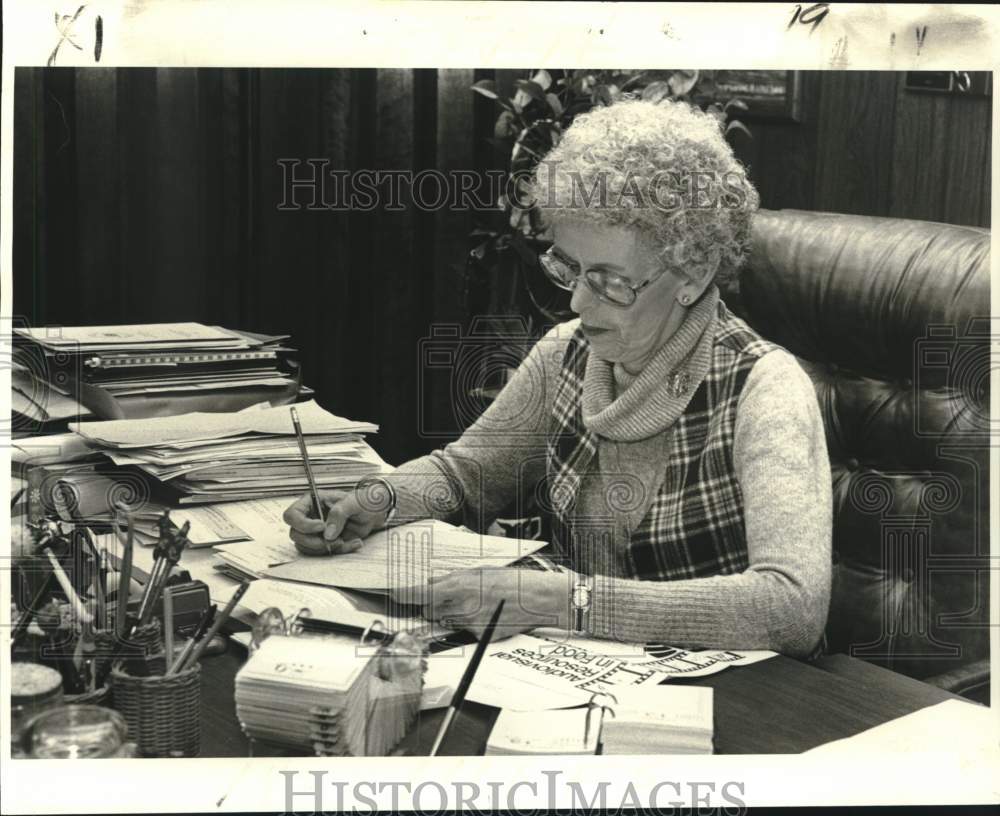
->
xmin=355 ymin=475 xmax=397 ymax=525
xmin=570 ymin=576 xmax=593 ymax=635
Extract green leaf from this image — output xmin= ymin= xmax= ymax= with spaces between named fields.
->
xmin=471 ymin=79 xmax=499 ymax=100
xmin=724 ymin=98 xmax=749 ymax=112
xmin=725 ymin=119 xmax=753 ymax=139
xmin=494 ymin=110 xmax=519 ymax=139
xmin=642 ymin=81 xmax=671 ymax=103
xmin=545 ymin=93 xmax=564 ymax=117
xmin=531 ymin=70 xmax=553 ymax=92
xmin=514 ymin=79 xmax=547 ymax=103
xmin=594 ymin=85 xmax=613 ymax=106
xmin=668 ymin=69 xmax=699 ymax=97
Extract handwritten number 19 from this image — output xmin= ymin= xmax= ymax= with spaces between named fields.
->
xmin=788 ymin=3 xmax=830 ymax=34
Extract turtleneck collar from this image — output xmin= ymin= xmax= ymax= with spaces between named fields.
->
xmin=581 ymin=285 xmax=720 ymax=442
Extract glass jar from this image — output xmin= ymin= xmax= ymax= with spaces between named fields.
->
xmin=10 ymin=662 xmax=64 ymax=758
xmin=24 ymin=705 xmax=128 ymax=759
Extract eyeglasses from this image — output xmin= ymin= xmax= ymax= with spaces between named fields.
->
xmin=539 ymin=247 xmax=668 ymax=308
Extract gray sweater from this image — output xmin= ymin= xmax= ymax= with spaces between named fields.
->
xmin=389 ymin=303 xmax=832 ymax=656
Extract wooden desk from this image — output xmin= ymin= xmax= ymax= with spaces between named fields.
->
xmin=197 ymin=643 xmax=961 ymax=757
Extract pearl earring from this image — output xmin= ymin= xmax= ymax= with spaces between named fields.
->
xmin=679 ymin=293 xmax=692 ymax=306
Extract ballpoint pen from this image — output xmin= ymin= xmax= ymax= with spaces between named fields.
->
xmin=116 ymin=514 xmax=134 ymax=637
xmin=163 ymin=587 xmax=175 ymax=667
xmin=290 ymin=406 xmax=324 ymax=521
xmin=168 ymin=604 xmax=215 ymax=675
xmin=428 ymin=599 xmax=505 ymax=757
xmin=175 ymin=582 xmax=249 ymax=673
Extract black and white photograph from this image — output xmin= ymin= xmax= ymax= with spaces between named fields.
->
xmin=2 ymin=2 xmax=997 ymax=813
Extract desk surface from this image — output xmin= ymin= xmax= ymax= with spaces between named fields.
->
xmin=198 ymin=643 xmax=962 ymax=757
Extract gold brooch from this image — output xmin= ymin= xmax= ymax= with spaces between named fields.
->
xmin=670 ymin=371 xmax=690 ymax=398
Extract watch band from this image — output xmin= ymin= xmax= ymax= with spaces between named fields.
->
xmin=571 ymin=576 xmax=594 ymax=635
xmin=355 ymin=475 xmax=397 ymax=524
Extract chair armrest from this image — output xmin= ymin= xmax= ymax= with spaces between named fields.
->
xmin=923 ymin=658 xmax=990 ymax=699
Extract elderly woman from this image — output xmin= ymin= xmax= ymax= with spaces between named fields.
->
xmin=286 ymin=99 xmax=832 ymax=656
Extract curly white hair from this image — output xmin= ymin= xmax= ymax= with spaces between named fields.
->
xmin=530 ymin=98 xmax=759 ymax=288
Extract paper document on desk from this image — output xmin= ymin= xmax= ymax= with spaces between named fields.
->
xmin=531 ymin=628 xmax=776 ymax=677
xmin=265 ymin=520 xmax=547 ymax=593
xmin=170 ymin=496 xmax=293 ymax=547
xmin=16 ymin=321 xmax=242 ymax=349
xmin=435 ymin=633 xmax=773 ymax=711
xmin=12 ymin=433 xmax=97 ymax=466
xmin=71 ymin=399 xmax=377 ymax=447
xmin=241 ymin=579 xmax=430 ymax=634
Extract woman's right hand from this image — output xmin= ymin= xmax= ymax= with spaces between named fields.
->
xmin=283 ymin=489 xmax=387 ymax=557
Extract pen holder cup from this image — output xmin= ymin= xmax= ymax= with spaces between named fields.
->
xmin=65 ymin=684 xmax=111 ymax=707
xmin=94 ymin=620 xmax=162 ymax=661
xmin=110 ymin=657 xmax=201 ymax=757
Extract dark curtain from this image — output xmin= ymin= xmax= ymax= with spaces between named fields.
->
xmin=13 ymin=67 xmax=497 ymax=464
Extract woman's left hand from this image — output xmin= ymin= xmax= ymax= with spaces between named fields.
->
xmin=423 ymin=568 xmax=572 ymax=639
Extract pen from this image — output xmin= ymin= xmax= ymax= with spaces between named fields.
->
xmin=42 ymin=548 xmax=93 ymax=626
xmin=428 ymin=599 xmax=505 ymax=757
xmin=116 ymin=515 xmax=134 ymax=637
xmin=95 ymin=550 xmax=108 ymax=630
xmin=168 ymin=604 xmax=215 ymax=675
xmin=176 ymin=582 xmax=249 ymax=672
xmin=290 ymin=407 xmax=324 ymax=521
xmin=163 ymin=587 xmax=174 ymax=667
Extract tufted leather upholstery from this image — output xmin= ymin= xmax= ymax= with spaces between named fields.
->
xmin=734 ymin=209 xmax=991 ymax=681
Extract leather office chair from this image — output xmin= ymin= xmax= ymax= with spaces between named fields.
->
xmin=731 ymin=209 xmax=991 ymax=701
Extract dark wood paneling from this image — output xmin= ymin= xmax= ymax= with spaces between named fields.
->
xmin=890 ymin=75 xmax=951 ymax=223
xmin=940 ymin=92 xmax=992 ymax=228
xmin=814 ymin=72 xmax=899 ymax=217
xmin=733 ymin=71 xmax=822 ymax=213
xmin=741 ymin=71 xmax=989 ymax=228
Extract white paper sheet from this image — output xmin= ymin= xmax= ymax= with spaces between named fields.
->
xmin=71 ymin=399 xmax=377 ymax=446
xmin=265 ymin=520 xmax=547 ymax=592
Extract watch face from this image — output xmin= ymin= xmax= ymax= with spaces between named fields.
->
xmin=572 ymin=586 xmax=591 ymax=608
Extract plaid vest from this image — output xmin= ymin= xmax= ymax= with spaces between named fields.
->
xmin=545 ymin=302 xmax=778 ymax=581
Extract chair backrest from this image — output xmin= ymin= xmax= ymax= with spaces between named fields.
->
xmin=736 ymin=209 xmax=991 ymax=679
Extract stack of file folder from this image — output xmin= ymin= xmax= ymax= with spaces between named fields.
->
xmin=69 ymin=400 xmax=383 ymax=504
xmin=13 ymin=322 xmax=305 ymax=420
xmin=235 ymin=634 xmax=424 ymax=755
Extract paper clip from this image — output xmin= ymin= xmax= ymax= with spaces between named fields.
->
xmin=360 ymin=619 xmax=389 ymax=646
xmin=584 ymin=691 xmax=618 ymax=745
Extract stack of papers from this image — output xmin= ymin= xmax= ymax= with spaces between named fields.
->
xmin=486 ymin=708 xmax=600 ymax=755
xmin=13 ymin=323 xmax=301 ymax=417
xmin=11 ymin=364 xmax=95 ymax=430
xmin=600 ymin=686 xmax=714 ymax=754
xmin=70 ymin=400 xmax=383 ymax=503
xmin=265 ymin=519 xmax=546 ymax=593
xmin=235 ymin=634 xmax=422 ymax=756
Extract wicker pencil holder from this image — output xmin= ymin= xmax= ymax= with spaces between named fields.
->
xmin=110 ymin=656 xmax=201 ymax=757
xmin=94 ymin=619 xmax=162 ymax=659
xmin=65 ymin=684 xmax=111 ymax=707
